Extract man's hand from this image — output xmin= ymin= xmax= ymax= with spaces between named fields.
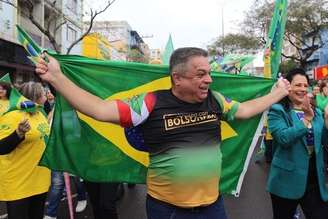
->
xmin=273 ymin=78 xmax=290 ymax=96
xmin=16 ymin=119 xmax=31 ymax=138
xmin=35 ymin=53 xmax=62 ymax=83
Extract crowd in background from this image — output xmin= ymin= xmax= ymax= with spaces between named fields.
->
xmin=1 ymin=52 xmax=328 ymax=219
xmin=0 ymin=81 xmax=123 ymax=219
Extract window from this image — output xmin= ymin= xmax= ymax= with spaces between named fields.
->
xmin=67 ymin=0 xmax=77 ymax=14
xmin=67 ymin=26 xmax=77 ymax=42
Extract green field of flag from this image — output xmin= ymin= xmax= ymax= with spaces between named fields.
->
xmin=16 ymin=25 xmax=277 ymax=195
xmin=263 ymin=0 xmax=288 ymax=79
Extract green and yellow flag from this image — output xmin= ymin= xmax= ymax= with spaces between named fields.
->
xmin=17 ymin=25 xmax=276 ymax=195
xmin=263 ymin=0 xmax=288 ymax=79
xmin=0 ymin=74 xmax=35 ymax=115
xmin=39 ymin=54 xmax=275 ymax=195
xmin=161 ymin=34 xmax=174 ymax=65
xmin=16 ymin=25 xmax=43 ymax=64
xmin=0 ymin=74 xmax=11 ymax=83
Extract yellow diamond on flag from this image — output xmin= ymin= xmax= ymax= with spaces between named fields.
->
xmin=78 ymin=76 xmax=238 ymax=167
xmin=78 ymin=76 xmax=171 ymax=167
xmin=221 ymin=121 xmax=238 ymax=140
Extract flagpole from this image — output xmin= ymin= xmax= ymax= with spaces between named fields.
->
xmin=64 ymin=173 xmax=75 ymax=219
xmin=221 ymin=4 xmax=225 ymax=55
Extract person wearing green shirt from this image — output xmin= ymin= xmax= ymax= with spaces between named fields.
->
xmin=316 ymin=80 xmax=328 ymax=112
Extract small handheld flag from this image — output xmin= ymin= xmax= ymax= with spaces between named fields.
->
xmin=16 ymin=25 xmax=43 ymax=64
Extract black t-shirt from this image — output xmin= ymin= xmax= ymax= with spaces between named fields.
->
xmin=140 ymin=90 xmax=222 ymax=155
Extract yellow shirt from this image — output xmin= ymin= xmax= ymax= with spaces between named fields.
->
xmin=0 ymin=99 xmax=9 ymax=116
xmin=0 ymin=110 xmax=50 ymax=201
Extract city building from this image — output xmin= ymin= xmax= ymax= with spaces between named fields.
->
xmin=302 ymin=29 xmax=328 ymax=79
xmin=149 ymin=48 xmax=162 ymax=64
xmin=82 ymin=32 xmax=111 ymax=60
xmin=85 ymin=20 xmax=150 ymax=62
xmin=0 ymin=0 xmax=33 ymax=82
xmin=82 ymin=32 xmax=125 ymax=61
xmin=0 ymin=0 xmax=83 ymax=82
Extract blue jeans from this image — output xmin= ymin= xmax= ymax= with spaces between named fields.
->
xmin=45 ymin=171 xmax=87 ymax=217
xmin=146 ymin=195 xmax=228 ymax=219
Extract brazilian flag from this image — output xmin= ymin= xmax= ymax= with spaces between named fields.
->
xmin=40 ymin=54 xmax=275 ymax=195
xmin=17 ymin=26 xmax=276 ymax=195
xmin=0 ymin=74 xmax=36 ymax=115
xmin=263 ymin=0 xmax=288 ymax=79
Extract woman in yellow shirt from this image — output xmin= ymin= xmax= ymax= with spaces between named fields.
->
xmin=0 ymin=82 xmax=50 ymax=219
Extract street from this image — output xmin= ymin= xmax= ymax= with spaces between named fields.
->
xmin=0 ymin=147 xmax=306 ymax=219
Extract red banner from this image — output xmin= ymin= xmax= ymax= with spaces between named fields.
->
xmin=314 ymin=64 xmax=328 ymax=80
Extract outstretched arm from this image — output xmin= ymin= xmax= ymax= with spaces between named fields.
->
xmin=35 ymin=54 xmax=120 ymax=123
xmin=235 ymin=78 xmax=290 ymax=119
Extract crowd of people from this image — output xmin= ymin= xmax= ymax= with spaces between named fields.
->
xmin=0 ymin=81 xmax=122 ymax=219
xmin=0 ymin=47 xmax=328 ymax=219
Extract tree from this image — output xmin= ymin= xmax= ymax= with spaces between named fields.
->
xmin=1 ymin=0 xmax=116 ymax=54
xmin=242 ymin=0 xmax=274 ymax=46
xmin=207 ymin=33 xmax=260 ymax=56
xmin=242 ymin=0 xmax=328 ymax=67
xmin=279 ymin=59 xmax=298 ymax=75
xmin=207 ymin=0 xmax=273 ymax=56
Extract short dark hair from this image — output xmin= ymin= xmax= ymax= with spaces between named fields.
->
xmin=0 ymin=81 xmax=12 ymax=99
xmin=320 ymin=79 xmax=328 ymax=92
xmin=284 ymin=68 xmax=309 ymax=84
xmin=169 ymin=47 xmax=208 ymax=74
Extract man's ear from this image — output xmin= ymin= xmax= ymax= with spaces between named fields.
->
xmin=171 ymin=72 xmax=181 ymax=86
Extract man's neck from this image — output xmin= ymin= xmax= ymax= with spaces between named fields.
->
xmin=171 ymin=87 xmax=198 ymax=104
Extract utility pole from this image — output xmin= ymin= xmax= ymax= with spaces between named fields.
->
xmin=221 ymin=2 xmax=225 ymax=55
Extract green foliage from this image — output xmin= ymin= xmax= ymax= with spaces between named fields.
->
xmin=279 ymin=59 xmax=298 ymax=75
xmin=243 ymin=0 xmax=328 ymax=66
xmin=242 ymin=0 xmax=275 ymax=43
xmin=208 ymin=0 xmax=328 ymax=68
xmin=208 ymin=33 xmax=260 ymax=56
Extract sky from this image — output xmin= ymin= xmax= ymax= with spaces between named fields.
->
xmin=85 ymin=0 xmax=256 ymax=50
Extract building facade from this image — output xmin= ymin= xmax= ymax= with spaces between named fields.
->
xmin=85 ymin=20 xmax=150 ymax=62
xmin=82 ymin=32 xmax=112 ymax=60
xmin=0 ymin=0 xmax=34 ymax=82
xmin=149 ymin=48 xmax=162 ymax=64
xmin=0 ymin=0 xmax=83 ymax=83
xmin=303 ymin=29 xmax=328 ymax=79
